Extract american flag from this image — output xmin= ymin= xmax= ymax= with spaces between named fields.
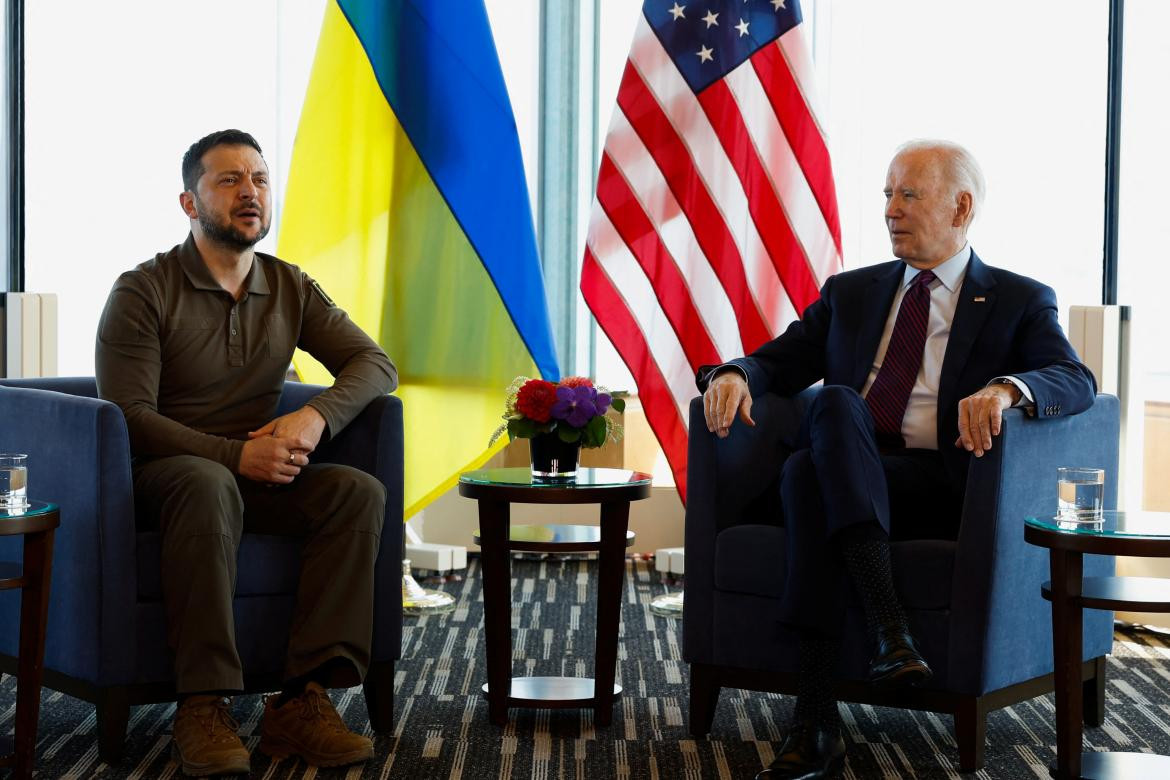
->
xmin=580 ymin=0 xmax=843 ymax=500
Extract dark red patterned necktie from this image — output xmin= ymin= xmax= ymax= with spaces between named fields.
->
xmin=865 ymin=270 xmax=936 ymax=444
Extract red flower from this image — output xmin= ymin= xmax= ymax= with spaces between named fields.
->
xmin=560 ymin=376 xmax=594 ymax=389
xmin=516 ymin=379 xmax=557 ymax=423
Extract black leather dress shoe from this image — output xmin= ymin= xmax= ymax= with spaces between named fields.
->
xmin=868 ymin=629 xmax=933 ymax=686
xmin=753 ymin=721 xmax=845 ymax=779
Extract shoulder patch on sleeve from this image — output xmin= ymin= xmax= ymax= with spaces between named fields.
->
xmin=310 ymin=280 xmax=336 ymax=307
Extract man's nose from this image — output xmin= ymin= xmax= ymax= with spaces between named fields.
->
xmin=239 ymin=180 xmax=257 ymax=199
xmin=885 ymin=198 xmax=900 ymax=219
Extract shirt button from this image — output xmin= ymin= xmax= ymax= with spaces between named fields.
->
xmin=231 ymin=329 xmax=237 ymax=335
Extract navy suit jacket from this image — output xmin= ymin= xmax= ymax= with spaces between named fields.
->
xmin=699 ymin=251 xmax=1097 ymax=487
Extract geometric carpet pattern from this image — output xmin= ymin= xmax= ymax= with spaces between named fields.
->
xmin=4 ymin=556 xmax=1170 ymax=778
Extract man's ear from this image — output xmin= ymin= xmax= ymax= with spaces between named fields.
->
xmin=179 ymin=191 xmax=198 ymax=220
xmin=953 ymin=191 xmax=974 ymax=228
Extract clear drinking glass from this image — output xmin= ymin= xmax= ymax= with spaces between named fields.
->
xmin=1057 ymin=466 xmax=1104 ymax=526
xmin=0 ymin=454 xmax=28 ymax=509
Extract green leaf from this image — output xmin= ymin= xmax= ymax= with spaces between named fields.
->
xmin=582 ymin=415 xmax=607 ymax=448
xmin=610 ymin=397 xmax=626 ymax=413
xmin=508 ymin=418 xmax=539 ymax=440
xmin=557 ymin=425 xmax=582 ymax=443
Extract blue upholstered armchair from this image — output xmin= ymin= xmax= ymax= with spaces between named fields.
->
xmin=0 ymin=377 xmax=403 ymax=763
xmin=683 ymin=390 xmax=1119 ymax=772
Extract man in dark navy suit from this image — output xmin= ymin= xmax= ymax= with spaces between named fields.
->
xmin=699 ymin=140 xmax=1096 ymax=780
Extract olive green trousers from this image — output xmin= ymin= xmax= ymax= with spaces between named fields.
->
xmin=133 ymin=455 xmax=385 ymax=694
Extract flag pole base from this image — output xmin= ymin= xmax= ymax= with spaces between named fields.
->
xmin=402 ymin=559 xmax=457 ymax=615
xmin=649 ymin=591 xmax=684 ymax=618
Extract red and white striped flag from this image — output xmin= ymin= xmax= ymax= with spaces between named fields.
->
xmin=581 ymin=0 xmax=843 ymax=500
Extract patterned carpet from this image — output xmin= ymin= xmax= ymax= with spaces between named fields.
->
xmin=4 ymin=555 xmax=1170 ymax=778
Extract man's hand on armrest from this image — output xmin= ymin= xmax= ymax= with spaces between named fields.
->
xmin=954 ymin=383 xmax=1021 ymax=458
xmin=248 ymin=406 xmax=327 ymax=454
xmin=703 ymin=370 xmax=755 ymax=439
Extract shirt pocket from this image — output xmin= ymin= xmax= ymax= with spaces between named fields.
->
xmin=164 ymin=317 xmax=217 ymax=357
xmin=265 ymin=313 xmax=296 ymax=361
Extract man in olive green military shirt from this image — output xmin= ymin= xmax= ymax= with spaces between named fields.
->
xmin=96 ymin=129 xmax=397 ymax=776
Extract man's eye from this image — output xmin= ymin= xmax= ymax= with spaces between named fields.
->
xmin=222 ymin=177 xmax=236 ymax=185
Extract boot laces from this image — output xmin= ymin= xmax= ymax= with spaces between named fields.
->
xmin=188 ymin=698 xmax=241 ymax=742
xmin=299 ymin=687 xmax=347 ymax=733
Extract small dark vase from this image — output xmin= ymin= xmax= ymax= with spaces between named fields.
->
xmin=529 ymin=432 xmax=580 ymax=481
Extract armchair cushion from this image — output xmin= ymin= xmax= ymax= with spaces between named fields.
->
xmin=714 ymin=525 xmax=786 ymax=598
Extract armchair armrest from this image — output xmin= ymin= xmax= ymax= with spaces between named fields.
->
xmin=683 ymin=389 xmax=816 ymax=663
xmin=0 ymin=384 xmax=137 ymax=684
xmin=276 ymin=382 xmax=404 ymax=662
xmin=947 ymin=394 xmax=1120 ymax=694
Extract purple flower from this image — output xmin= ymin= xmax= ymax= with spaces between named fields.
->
xmin=551 ymin=385 xmax=599 ymax=428
xmin=596 ymin=392 xmax=612 ymax=414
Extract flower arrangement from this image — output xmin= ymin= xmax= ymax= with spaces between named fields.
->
xmin=489 ymin=376 xmax=625 ymax=449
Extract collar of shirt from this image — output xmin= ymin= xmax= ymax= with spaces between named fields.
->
xmin=177 ymin=232 xmax=271 ymax=298
xmin=899 ymin=242 xmax=971 ymax=293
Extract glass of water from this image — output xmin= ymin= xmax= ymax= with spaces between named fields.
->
xmin=1057 ymin=466 xmax=1104 ymax=526
xmin=0 ymin=454 xmax=28 ymax=510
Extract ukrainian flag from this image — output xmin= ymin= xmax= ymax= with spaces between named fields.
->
xmin=279 ymin=0 xmax=559 ymax=518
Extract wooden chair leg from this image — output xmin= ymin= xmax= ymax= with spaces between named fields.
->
xmin=96 ymin=687 xmax=130 ymax=765
xmin=953 ymin=696 xmax=987 ymax=773
xmin=1083 ymin=655 xmax=1106 ymax=728
xmin=689 ymin=663 xmax=721 ymax=736
xmin=363 ymin=659 xmax=396 ymax=733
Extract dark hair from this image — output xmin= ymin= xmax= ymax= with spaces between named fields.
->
xmin=181 ymin=129 xmax=264 ymax=191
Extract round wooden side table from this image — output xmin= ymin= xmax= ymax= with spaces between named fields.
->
xmin=0 ymin=500 xmax=59 ymax=780
xmin=459 ymin=467 xmax=652 ymax=726
xmin=1026 ymin=510 xmax=1170 ymax=779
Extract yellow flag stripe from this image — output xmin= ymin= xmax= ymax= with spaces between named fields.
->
xmin=280 ymin=2 xmax=538 ymax=517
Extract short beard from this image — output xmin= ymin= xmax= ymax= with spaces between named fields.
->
xmin=195 ymin=202 xmax=270 ymax=251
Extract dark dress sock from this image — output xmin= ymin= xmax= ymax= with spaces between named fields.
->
xmin=792 ymin=635 xmax=841 ymax=732
xmin=837 ymin=522 xmax=908 ymax=638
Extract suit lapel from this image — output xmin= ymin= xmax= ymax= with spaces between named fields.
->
xmin=938 ymin=252 xmax=997 ymax=415
xmin=851 ymin=262 xmax=904 ymax=390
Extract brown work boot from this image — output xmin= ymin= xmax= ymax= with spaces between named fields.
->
xmin=259 ymin=682 xmax=373 ymax=767
xmin=171 ymin=695 xmax=251 ymax=777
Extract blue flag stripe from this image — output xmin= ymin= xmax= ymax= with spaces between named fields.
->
xmin=335 ymin=0 xmax=560 ymax=381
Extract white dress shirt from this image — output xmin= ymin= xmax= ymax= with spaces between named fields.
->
xmin=860 ymin=244 xmax=1032 ymax=450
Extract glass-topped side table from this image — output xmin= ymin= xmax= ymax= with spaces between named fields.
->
xmin=1025 ymin=511 xmax=1170 ymax=779
xmin=458 ymin=467 xmax=652 ymax=726
xmin=0 ymin=500 xmax=60 ymax=780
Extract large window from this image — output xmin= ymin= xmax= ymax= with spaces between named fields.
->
xmin=1117 ymin=1 xmax=1170 ymax=509
xmin=819 ymin=0 xmax=1107 ymax=311
xmin=24 ymin=0 xmax=327 ymax=374
xmin=23 ymin=0 xmax=539 ymax=377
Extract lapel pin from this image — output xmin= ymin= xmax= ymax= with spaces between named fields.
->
xmin=973 ymin=296 xmax=986 ymax=302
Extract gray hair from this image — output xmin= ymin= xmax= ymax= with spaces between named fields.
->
xmin=895 ymin=139 xmax=985 ymax=225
